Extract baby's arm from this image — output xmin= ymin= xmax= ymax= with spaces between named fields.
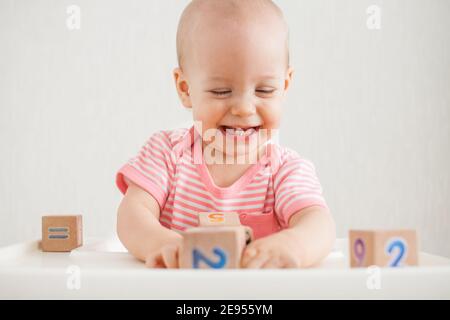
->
xmin=241 ymin=206 xmax=335 ymax=268
xmin=285 ymin=206 xmax=336 ymax=267
xmin=116 ymin=177 xmax=183 ymax=264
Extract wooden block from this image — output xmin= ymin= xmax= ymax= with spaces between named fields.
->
xmin=198 ymin=212 xmax=241 ymax=227
xmin=41 ymin=215 xmax=83 ymax=252
xmin=179 ymin=226 xmax=247 ymax=269
xmin=349 ymin=229 xmax=418 ymax=268
xmin=198 ymin=211 xmax=254 ymax=245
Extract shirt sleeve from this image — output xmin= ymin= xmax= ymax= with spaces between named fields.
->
xmin=273 ymin=151 xmax=328 ymax=228
xmin=116 ymin=131 xmax=175 ymax=209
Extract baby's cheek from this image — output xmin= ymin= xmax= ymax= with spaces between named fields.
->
xmin=259 ymin=103 xmax=281 ymax=123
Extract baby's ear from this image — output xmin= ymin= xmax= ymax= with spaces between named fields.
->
xmin=173 ymin=67 xmax=192 ymax=109
xmin=284 ymin=66 xmax=294 ymax=91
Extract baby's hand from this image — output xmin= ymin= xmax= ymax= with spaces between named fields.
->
xmin=241 ymin=230 xmax=303 ymax=269
xmin=145 ymin=243 xmax=181 ymax=268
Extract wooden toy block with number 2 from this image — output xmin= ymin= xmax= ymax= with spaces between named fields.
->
xmin=349 ymin=230 xmax=418 ymax=268
xmin=179 ymin=226 xmax=248 ymax=269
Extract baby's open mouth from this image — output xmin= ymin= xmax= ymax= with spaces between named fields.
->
xmin=218 ymin=125 xmax=261 ymax=137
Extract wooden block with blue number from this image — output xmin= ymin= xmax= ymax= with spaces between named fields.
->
xmin=349 ymin=229 xmax=418 ymax=268
xmin=179 ymin=226 xmax=247 ymax=269
xmin=41 ymin=215 xmax=83 ymax=252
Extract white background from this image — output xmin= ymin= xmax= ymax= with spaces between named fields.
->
xmin=0 ymin=0 xmax=449 ymax=257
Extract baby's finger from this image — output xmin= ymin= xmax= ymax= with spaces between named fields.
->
xmin=261 ymin=256 xmax=281 ymax=269
xmin=145 ymin=252 xmax=165 ymax=268
xmin=242 ymin=252 xmax=270 ymax=269
xmin=280 ymin=255 xmax=302 ymax=269
xmin=161 ymin=244 xmax=179 ymax=269
xmin=240 ymin=247 xmax=259 ymax=267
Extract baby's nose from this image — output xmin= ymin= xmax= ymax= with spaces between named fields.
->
xmin=230 ymin=99 xmax=256 ymax=117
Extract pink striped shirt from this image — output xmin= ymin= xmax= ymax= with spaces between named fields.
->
xmin=116 ymin=126 xmax=328 ymax=239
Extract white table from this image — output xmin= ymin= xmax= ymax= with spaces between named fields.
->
xmin=0 ymin=237 xmax=449 ymax=299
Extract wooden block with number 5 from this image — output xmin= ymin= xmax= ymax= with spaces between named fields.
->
xmin=349 ymin=229 xmax=418 ymax=268
xmin=198 ymin=212 xmax=241 ymax=227
xmin=198 ymin=212 xmax=254 ymax=245
xmin=179 ymin=226 xmax=247 ymax=269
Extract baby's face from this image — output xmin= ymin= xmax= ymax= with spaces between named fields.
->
xmin=175 ymin=15 xmax=293 ymax=161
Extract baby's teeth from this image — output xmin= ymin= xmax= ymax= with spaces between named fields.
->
xmin=245 ymin=127 xmax=256 ymax=135
xmin=223 ymin=126 xmax=256 ymax=136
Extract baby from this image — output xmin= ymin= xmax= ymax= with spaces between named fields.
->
xmin=116 ymin=0 xmax=335 ymax=268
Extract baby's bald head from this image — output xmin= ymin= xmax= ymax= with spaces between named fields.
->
xmin=176 ymin=0 xmax=289 ymax=72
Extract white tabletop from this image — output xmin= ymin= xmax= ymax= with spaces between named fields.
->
xmin=0 ymin=237 xmax=449 ymax=299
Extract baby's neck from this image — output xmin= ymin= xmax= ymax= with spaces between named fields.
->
xmin=201 ymin=144 xmax=268 ymax=188
xmin=205 ymin=159 xmax=254 ymax=188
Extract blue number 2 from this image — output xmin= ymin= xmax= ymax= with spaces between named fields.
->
xmin=386 ymin=238 xmax=407 ymax=267
xmin=193 ymin=247 xmax=227 ymax=268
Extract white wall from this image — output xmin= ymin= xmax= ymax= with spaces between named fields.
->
xmin=1 ymin=0 xmax=449 ymax=257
